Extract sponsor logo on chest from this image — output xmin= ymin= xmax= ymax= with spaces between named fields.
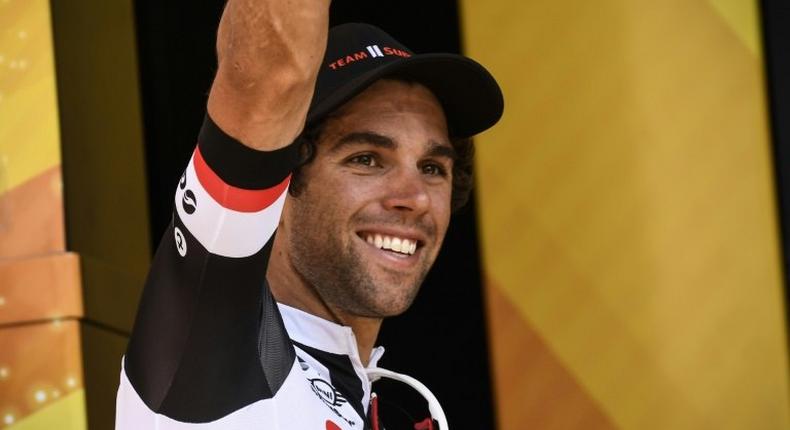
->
xmin=298 ymin=356 xmax=362 ymax=429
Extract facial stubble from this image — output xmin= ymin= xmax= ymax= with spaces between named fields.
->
xmin=287 ymin=199 xmax=435 ymax=319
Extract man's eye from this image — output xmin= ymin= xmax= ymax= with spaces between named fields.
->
xmin=349 ymin=154 xmax=379 ymax=167
xmin=422 ymin=163 xmax=448 ymax=177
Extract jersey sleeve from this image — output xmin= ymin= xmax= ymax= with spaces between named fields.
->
xmin=121 ymin=115 xmax=300 ymax=422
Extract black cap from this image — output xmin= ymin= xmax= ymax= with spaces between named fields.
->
xmin=306 ymin=23 xmax=504 ymax=138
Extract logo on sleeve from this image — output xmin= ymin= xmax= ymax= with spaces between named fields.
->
xmin=182 ymin=190 xmax=197 ymax=214
xmin=174 ymin=226 xmax=187 ymax=257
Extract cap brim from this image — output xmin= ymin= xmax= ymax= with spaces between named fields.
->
xmin=306 ymin=53 xmax=504 ymax=138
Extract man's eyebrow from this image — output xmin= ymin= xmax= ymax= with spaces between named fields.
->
xmin=329 ymin=132 xmax=396 ymax=153
xmin=329 ymin=133 xmax=457 ymax=161
xmin=426 ymin=141 xmax=457 ymax=161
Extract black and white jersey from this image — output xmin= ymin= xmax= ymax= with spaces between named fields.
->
xmin=116 ymin=116 xmax=382 ymax=429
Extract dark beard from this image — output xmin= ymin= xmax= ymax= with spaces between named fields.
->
xmin=288 ymin=208 xmax=433 ymax=318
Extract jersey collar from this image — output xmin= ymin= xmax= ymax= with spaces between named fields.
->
xmin=277 ymin=303 xmax=385 ymax=368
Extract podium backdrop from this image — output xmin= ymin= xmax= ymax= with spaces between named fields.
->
xmin=463 ymin=0 xmax=790 ymax=428
xmin=1 ymin=0 xmax=789 ymax=429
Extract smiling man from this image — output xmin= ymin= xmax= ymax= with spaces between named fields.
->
xmin=268 ymin=80 xmax=457 ymax=358
xmin=116 ymin=1 xmax=502 ymax=429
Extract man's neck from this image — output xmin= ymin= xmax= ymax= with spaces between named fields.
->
xmin=267 ymin=242 xmax=382 ymax=367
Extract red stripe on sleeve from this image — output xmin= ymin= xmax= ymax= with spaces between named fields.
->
xmin=193 ymin=146 xmax=291 ymax=213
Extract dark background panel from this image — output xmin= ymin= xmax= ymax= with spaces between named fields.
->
xmin=760 ymin=0 xmax=790 ymax=346
xmin=133 ymin=1 xmax=496 ymax=428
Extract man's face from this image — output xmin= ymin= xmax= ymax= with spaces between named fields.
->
xmin=283 ymin=79 xmax=453 ymax=318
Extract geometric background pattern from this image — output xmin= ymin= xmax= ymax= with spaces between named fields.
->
xmin=2 ymin=0 xmax=147 ymax=427
xmin=3 ymin=0 xmax=790 ymax=428
xmin=462 ymin=0 xmax=790 ymax=428
xmin=0 ymin=0 xmax=85 ymax=428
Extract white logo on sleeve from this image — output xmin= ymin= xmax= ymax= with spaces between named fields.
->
xmin=174 ymin=227 xmax=187 ymax=257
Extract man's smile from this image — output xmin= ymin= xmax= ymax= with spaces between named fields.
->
xmin=355 ymin=229 xmax=427 ymax=266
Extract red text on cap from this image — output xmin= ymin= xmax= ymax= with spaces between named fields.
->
xmin=328 ymin=45 xmax=412 ymax=70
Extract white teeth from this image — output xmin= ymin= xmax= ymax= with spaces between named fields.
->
xmin=363 ymin=233 xmax=418 ymax=255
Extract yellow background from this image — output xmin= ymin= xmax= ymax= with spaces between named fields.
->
xmin=0 ymin=0 xmax=61 ymax=194
xmin=0 ymin=0 xmax=85 ymax=428
xmin=462 ymin=0 xmax=790 ymax=428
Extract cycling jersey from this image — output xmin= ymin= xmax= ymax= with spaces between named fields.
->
xmin=114 ymin=17 xmax=506 ymax=428
xmin=116 ymin=116 xmax=382 ymax=429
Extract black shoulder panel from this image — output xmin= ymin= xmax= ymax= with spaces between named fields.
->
xmin=259 ymin=279 xmax=296 ymax=393
xmin=125 ymin=214 xmax=295 ymax=422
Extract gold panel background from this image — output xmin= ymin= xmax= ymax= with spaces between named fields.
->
xmin=461 ymin=0 xmax=790 ymax=429
xmin=0 ymin=0 xmax=63 ymax=257
xmin=0 ymin=0 xmax=85 ymax=428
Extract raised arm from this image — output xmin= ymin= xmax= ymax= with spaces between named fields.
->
xmin=117 ymin=1 xmax=330 ymax=426
xmin=208 ymin=0 xmax=330 ymax=150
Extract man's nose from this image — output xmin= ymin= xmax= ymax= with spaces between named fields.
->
xmin=381 ymin=168 xmax=430 ymax=213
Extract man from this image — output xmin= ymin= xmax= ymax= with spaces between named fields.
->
xmin=116 ymin=1 xmax=502 ymax=429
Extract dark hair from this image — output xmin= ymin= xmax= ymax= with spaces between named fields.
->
xmin=289 ymin=119 xmax=475 ymax=212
